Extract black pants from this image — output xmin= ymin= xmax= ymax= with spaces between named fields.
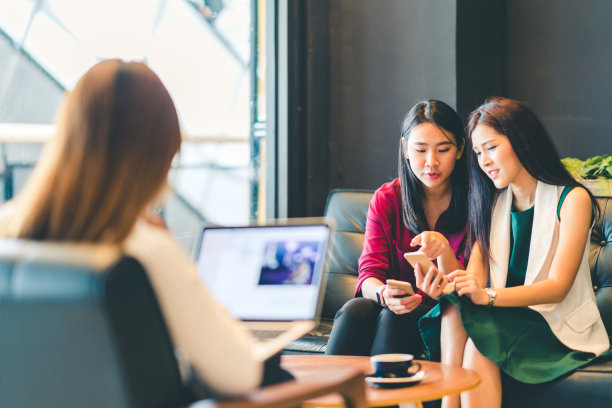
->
xmin=325 ymin=297 xmax=432 ymax=356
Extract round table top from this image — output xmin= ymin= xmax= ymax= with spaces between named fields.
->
xmin=281 ymin=355 xmax=481 ymax=407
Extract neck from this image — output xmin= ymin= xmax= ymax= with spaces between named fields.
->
xmin=422 ymin=181 xmax=453 ymax=230
xmin=423 ymin=180 xmax=453 ymax=203
xmin=509 ymin=170 xmax=538 ymax=211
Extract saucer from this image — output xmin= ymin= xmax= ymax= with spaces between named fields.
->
xmin=365 ymin=370 xmax=426 ymax=388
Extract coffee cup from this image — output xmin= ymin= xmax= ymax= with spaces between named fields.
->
xmin=370 ymin=353 xmax=422 ymax=378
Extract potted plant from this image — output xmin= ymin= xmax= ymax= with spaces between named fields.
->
xmin=562 ymin=155 xmax=612 ymax=196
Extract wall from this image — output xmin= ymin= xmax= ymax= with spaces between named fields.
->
xmin=506 ymin=0 xmax=612 ymax=159
xmin=328 ymin=0 xmax=457 ymax=191
xmin=287 ymin=0 xmax=612 ymax=216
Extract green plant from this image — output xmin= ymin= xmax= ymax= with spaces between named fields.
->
xmin=562 ymin=155 xmax=612 ymax=180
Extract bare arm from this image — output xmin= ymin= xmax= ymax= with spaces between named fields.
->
xmin=437 ymin=243 xmax=463 ymax=274
xmin=451 ymin=188 xmax=592 ymax=307
xmin=361 ymin=276 xmax=385 ymax=301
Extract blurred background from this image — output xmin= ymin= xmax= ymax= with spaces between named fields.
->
xmin=0 ymin=0 xmax=266 ymax=252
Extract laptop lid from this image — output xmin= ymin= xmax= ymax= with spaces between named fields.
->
xmin=194 ymin=219 xmax=333 ymax=323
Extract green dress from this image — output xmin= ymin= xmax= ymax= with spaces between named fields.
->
xmin=418 ymin=186 xmax=605 ymax=384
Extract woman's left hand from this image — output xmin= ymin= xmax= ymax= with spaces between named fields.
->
xmin=447 ymin=269 xmax=489 ymax=305
xmin=414 ymin=263 xmax=448 ymax=300
xmin=410 ymin=231 xmax=451 ymax=260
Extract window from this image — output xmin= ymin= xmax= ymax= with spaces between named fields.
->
xmin=0 ymin=0 xmax=266 ymax=250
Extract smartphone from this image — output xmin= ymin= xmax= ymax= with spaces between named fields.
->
xmin=386 ymin=279 xmax=415 ymax=296
xmin=404 ymin=251 xmax=436 ymax=273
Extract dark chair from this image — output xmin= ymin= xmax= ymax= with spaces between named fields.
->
xmin=285 ymin=189 xmax=373 ymax=354
xmin=0 ymin=240 xmax=366 ymax=408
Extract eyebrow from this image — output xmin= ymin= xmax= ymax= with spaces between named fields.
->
xmin=413 ymin=141 xmax=454 ymax=146
xmin=474 ymin=139 xmax=497 ymax=148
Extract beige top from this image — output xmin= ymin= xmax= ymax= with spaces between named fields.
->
xmin=490 ymin=182 xmax=609 ymax=355
xmin=124 ymin=221 xmax=263 ymax=396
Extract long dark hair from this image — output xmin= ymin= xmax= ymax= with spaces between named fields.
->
xmin=467 ymin=97 xmax=600 ymax=263
xmin=399 ymin=100 xmax=468 ymax=234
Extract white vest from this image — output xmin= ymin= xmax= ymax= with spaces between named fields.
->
xmin=490 ymin=181 xmax=609 ymax=355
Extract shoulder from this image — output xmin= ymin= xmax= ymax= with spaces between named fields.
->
xmin=126 ymin=221 xmax=179 ymax=248
xmin=124 ymin=221 xmax=192 ymax=268
xmin=561 ymin=185 xmax=591 ymax=209
xmin=558 ymin=185 xmax=591 ymax=223
xmin=371 ymin=179 xmax=401 ymax=208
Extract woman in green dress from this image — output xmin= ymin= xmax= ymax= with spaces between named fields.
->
xmin=415 ymin=97 xmax=610 ymax=408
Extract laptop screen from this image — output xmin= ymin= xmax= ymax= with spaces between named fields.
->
xmin=195 ymin=224 xmax=330 ymax=321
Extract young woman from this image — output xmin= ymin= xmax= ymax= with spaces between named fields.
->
xmin=326 ymin=100 xmax=469 ymax=356
xmin=419 ymin=97 xmax=610 ymax=408
xmin=0 ymin=60 xmax=263 ymax=397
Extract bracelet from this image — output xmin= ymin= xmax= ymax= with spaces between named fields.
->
xmin=485 ymin=288 xmax=497 ymax=307
xmin=376 ymin=285 xmax=387 ymax=306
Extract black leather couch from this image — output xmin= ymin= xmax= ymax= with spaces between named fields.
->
xmin=286 ymin=189 xmax=612 ymax=407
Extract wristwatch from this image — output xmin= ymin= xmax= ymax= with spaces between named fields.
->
xmin=376 ymin=285 xmax=387 ymax=306
xmin=485 ymin=288 xmax=497 ymax=307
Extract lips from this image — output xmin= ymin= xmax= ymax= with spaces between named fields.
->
xmin=488 ymin=169 xmax=500 ymax=179
xmin=426 ymin=172 xmax=440 ymax=179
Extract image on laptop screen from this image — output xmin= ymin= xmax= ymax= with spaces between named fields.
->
xmin=195 ymin=224 xmax=330 ymax=321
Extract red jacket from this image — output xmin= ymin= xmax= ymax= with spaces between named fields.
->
xmin=355 ymin=179 xmax=468 ymax=303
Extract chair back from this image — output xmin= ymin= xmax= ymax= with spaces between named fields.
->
xmin=0 ymin=241 xmax=194 ymax=408
xmin=591 ymin=197 xmax=612 ymax=340
xmin=321 ymin=189 xmax=374 ymax=319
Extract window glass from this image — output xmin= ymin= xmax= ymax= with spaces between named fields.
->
xmin=0 ymin=0 xmax=262 ymax=250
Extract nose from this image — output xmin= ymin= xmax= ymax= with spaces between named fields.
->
xmin=479 ymin=151 xmax=492 ymax=167
xmin=425 ymin=150 xmax=439 ymax=167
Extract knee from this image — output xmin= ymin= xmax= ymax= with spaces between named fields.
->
xmin=442 ymin=303 xmax=459 ymax=319
xmin=440 ymin=304 xmax=467 ymax=349
xmin=334 ymin=297 xmax=380 ymax=322
xmin=441 ymin=303 xmax=463 ymax=329
xmin=462 ymin=338 xmax=485 ymax=368
xmin=377 ymin=305 xmax=414 ymax=327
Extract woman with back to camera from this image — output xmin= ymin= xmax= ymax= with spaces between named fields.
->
xmin=419 ymin=97 xmax=610 ymax=408
xmin=326 ymin=100 xmax=469 ymax=357
xmin=0 ymin=59 xmax=263 ymax=397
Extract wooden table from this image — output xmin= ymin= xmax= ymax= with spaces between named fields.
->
xmin=281 ymin=355 xmax=480 ymax=408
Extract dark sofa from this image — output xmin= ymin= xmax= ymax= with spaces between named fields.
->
xmin=286 ymin=189 xmax=612 ymax=407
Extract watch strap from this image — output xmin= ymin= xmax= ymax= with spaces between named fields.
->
xmin=376 ymin=285 xmax=387 ymax=306
xmin=486 ymin=288 xmax=497 ymax=307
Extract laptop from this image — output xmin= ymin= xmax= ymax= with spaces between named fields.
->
xmin=194 ymin=218 xmax=333 ymax=361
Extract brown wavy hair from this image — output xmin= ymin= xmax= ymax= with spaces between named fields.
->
xmin=0 ymin=59 xmax=181 ymax=243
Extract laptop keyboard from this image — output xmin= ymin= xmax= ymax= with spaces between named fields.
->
xmin=251 ymin=329 xmax=285 ymax=340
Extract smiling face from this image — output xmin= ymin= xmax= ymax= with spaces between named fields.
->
xmin=403 ymin=123 xmax=463 ymax=191
xmin=470 ymin=124 xmax=529 ymax=189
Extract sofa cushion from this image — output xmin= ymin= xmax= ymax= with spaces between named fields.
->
xmin=320 ymin=190 xmax=373 ymax=319
xmin=591 ymin=197 xmax=612 ymax=340
xmin=501 ymin=355 xmax=612 ymax=407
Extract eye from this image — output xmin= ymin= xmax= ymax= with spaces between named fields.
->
xmin=438 ymin=148 xmax=451 ymax=153
xmin=414 ymin=149 xmax=426 ymax=153
xmin=473 ymin=150 xmax=481 ymax=156
xmin=487 ymin=145 xmax=497 ymax=151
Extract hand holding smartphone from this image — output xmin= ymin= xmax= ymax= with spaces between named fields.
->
xmin=404 ymin=251 xmax=436 ymax=273
xmin=386 ymin=279 xmax=415 ymax=297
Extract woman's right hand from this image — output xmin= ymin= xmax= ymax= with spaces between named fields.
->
xmin=383 ymin=286 xmax=423 ymax=314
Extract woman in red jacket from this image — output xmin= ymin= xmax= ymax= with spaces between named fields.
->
xmin=326 ymin=100 xmax=469 ymax=356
